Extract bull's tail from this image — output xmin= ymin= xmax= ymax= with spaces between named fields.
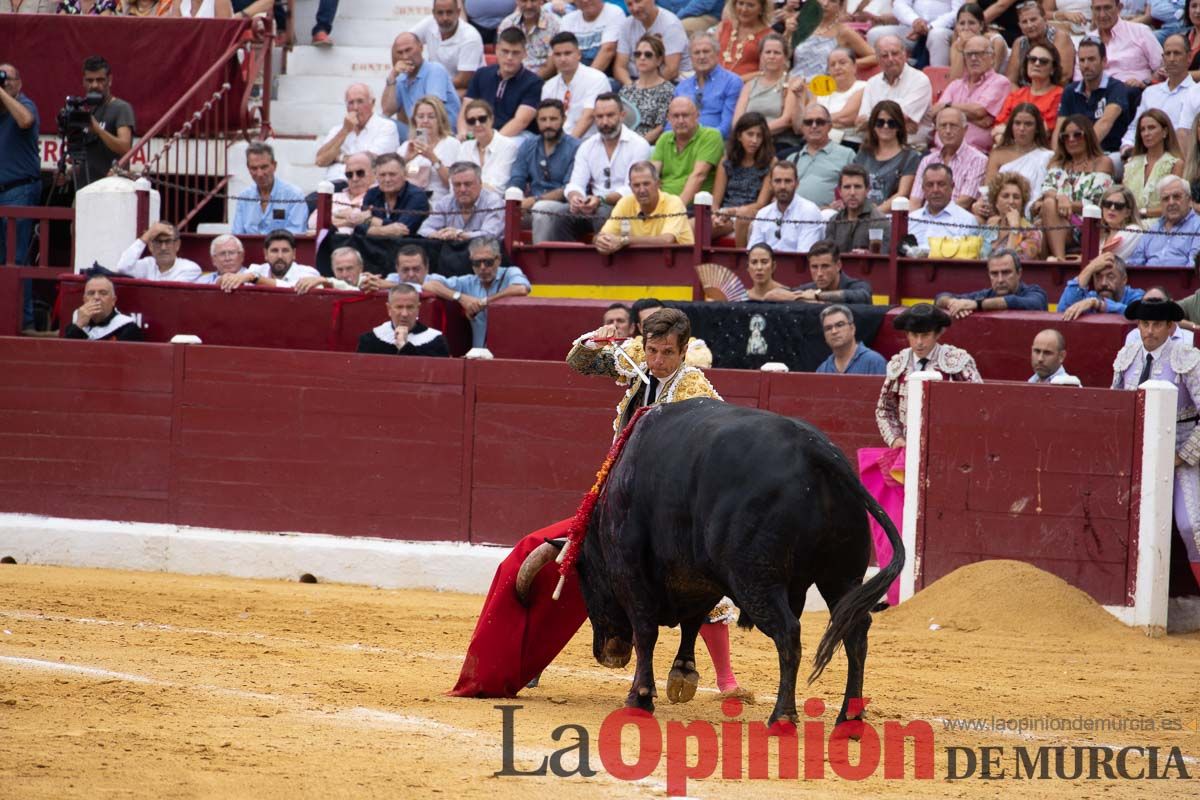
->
xmin=808 ymin=451 xmax=905 ymax=684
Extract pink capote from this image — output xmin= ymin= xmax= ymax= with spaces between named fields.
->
xmin=856 ymin=446 xmax=905 ymax=606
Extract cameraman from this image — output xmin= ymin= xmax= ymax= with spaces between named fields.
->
xmin=78 ymin=55 xmax=135 ymax=188
xmin=0 ymin=63 xmax=41 ymax=333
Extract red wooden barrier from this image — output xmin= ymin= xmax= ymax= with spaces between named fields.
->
xmin=916 ymin=381 xmax=1139 ymax=605
xmin=57 ymin=275 xmax=474 ymax=356
xmin=0 ymin=338 xmax=886 ymax=545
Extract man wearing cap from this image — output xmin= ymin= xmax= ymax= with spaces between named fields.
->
xmin=1113 ymin=298 xmax=1200 ymax=587
xmin=876 ymin=302 xmax=982 ymax=449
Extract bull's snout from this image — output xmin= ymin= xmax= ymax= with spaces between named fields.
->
xmin=598 ymin=638 xmax=632 ymax=669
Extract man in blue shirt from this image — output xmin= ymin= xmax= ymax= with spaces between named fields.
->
xmin=385 ymin=32 xmax=461 ymax=140
xmin=508 ymin=99 xmax=580 ymax=237
xmin=1058 ymin=252 xmax=1146 ymax=320
xmin=1055 ymin=37 xmax=1133 ymax=153
xmin=360 ymin=153 xmax=430 ymax=237
xmin=815 ymin=304 xmax=888 ymax=375
xmin=0 ymin=62 xmax=41 ymax=332
xmin=464 ymin=27 xmax=543 ymax=137
xmin=667 ymin=32 xmax=741 ymax=138
xmin=421 ymin=236 xmax=532 ymax=348
xmin=1127 ymin=176 xmax=1200 ymax=268
xmin=231 ymin=143 xmax=309 ymax=236
xmin=934 ymin=249 xmax=1049 ymax=318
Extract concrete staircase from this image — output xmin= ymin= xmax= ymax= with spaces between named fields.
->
xmin=219 ymin=0 xmax=422 ymax=227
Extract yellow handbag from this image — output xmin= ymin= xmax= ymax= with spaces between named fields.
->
xmin=928 ymin=235 xmax=983 ymax=259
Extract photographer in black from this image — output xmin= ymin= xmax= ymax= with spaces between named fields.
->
xmin=74 ymin=55 xmax=135 ymax=188
xmin=0 ymin=62 xmax=41 ymax=333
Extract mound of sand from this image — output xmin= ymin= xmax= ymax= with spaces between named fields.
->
xmin=881 ymin=559 xmax=1133 ymax=640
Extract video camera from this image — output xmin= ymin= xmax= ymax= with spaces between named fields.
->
xmin=57 ymin=91 xmax=105 ymax=139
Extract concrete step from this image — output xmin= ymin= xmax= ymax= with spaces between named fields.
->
xmin=295 ymin=17 xmax=407 ymax=49
xmin=272 ymin=102 xmax=348 ymax=138
xmin=229 ymin=137 xmax=321 ymax=169
xmin=286 ymin=44 xmax=392 ymax=78
xmin=276 ymin=74 xmax=387 ymax=105
xmin=291 ymin=0 xmax=422 ymax=25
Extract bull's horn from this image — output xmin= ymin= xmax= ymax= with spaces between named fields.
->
xmin=515 ymin=542 xmax=560 ymax=606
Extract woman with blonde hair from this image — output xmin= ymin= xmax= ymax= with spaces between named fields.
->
xmin=733 ymin=33 xmax=801 ymax=151
xmin=1123 ymin=109 xmax=1184 ymax=218
xmin=1097 ymin=186 xmax=1145 ymax=261
xmin=717 ymin=0 xmax=773 ymax=77
xmin=398 ymin=95 xmax=461 ymax=203
xmin=980 ymin=172 xmax=1042 ymax=259
xmin=1184 ymin=109 xmax=1200 ymax=206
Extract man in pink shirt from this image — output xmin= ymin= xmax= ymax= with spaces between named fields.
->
xmin=932 ymin=35 xmax=1012 ymax=154
xmin=909 ymin=107 xmax=988 ymax=210
xmin=1078 ymin=0 xmax=1162 ymax=88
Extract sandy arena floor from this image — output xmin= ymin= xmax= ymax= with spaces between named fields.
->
xmin=0 ymin=560 xmax=1197 ymax=799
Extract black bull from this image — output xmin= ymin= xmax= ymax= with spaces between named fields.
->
xmin=527 ymin=398 xmax=904 ymax=726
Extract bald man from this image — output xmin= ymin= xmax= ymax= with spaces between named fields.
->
xmin=382 ymin=32 xmax=461 ymax=138
xmin=315 ymin=83 xmax=401 ymax=183
xmin=1029 ymin=329 xmax=1074 ymax=384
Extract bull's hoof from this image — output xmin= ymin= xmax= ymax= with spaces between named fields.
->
xmin=768 ymin=709 xmax=799 ymax=727
xmin=717 ymin=686 xmax=756 ymax=705
xmin=625 ymin=687 xmax=656 ymax=713
xmin=599 ymin=638 xmax=633 ymax=669
xmin=666 ymin=664 xmax=699 ymax=704
xmin=835 ymin=714 xmax=866 ymax=741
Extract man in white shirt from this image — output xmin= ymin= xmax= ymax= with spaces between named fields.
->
xmin=560 ymin=0 xmax=625 ymax=72
xmin=293 ymin=246 xmax=371 ymax=294
xmin=244 ymin=230 xmax=321 ymax=288
xmin=614 ymin=0 xmax=691 ymax=85
xmin=542 ymin=32 xmax=611 ymax=140
xmin=114 ymin=222 xmax=202 ymax=282
xmin=1029 ymin=329 xmax=1075 ymax=384
xmin=1119 ymin=32 xmax=1198 ymax=155
xmin=458 ymin=99 xmax=521 ymax=191
xmin=857 ymin=35 xmax=934 ymax=145
xmin=866 ymin=0 xmax=959 ymax=66
xmin=907 ymin=164 xmax=979 ymax=249
xmin=541 ymin=93 xmax=652 ymax=242
xmin=314 ymin=84 xmax=401 ymax=183
xmin=409 ymin=0 xmax=486 ymax=92
xmin=747 ymin=161 xmax=824 ymax=254
xmin=196 ymin=234 xmax=251 ymax=291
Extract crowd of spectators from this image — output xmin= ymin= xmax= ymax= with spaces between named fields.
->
xmin=13 ymin=0 xmax=1200 ymax=357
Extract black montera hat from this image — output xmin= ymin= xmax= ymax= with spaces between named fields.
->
xmin=1124 ymin=299 xmax=1184 ymax=322
xmin=893 ymin=303 xmax=952 ymax=333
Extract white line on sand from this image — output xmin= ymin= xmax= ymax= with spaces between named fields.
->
xmin=0 ymin=653 xmax=667 ymax=797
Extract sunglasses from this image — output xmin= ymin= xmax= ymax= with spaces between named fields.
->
xmin=466 ymin=115 xmax=490 ymax=125
xmin=1063 ymin=130 xmax=1084 ymax=140
xmin=470 ymin=257 xmax=498 ymax=267
xmin=634 ymin=50 xmax=656 ymax=58
xmin=802 ymin=118 xmax=830 ymax=127
xmin=1100 ymin=200 xmax=1128 ymax=211
xmin=346 ymin=169 xmax=369 ymax=179
xmin=963 ymin=49 xmax=989 ymax=58
xmin=874 ymin=118 xmax=900 ymax=129
xmin=1026 ymin=55 xmax=1052 ymax=66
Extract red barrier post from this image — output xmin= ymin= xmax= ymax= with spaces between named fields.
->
xmin=315 ymin=180 xmax=334 ymax=234
xmin=1080 ymin=203 xmax=1101 ymax=264
xmin=503 ymin=187 xmax=523 ymax=257
xmin=692 ymin=192 xmax=713 ymax=301
xmin=887 ymin=198 xmax=909 ymax=305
